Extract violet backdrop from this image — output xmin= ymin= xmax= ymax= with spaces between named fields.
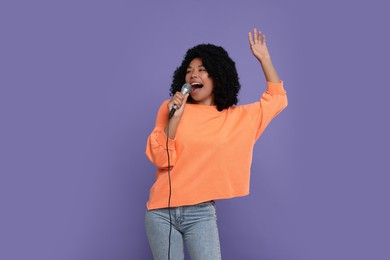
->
xmin=1 ymin=0 xmax=389 ymax=259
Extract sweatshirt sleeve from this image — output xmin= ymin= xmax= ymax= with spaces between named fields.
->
xmin=145 ymin=100 xmax=177 ymax=168
xmin=251 ymin=81 xmax=288 ymax=141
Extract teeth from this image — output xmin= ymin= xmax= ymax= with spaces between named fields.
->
xmin=191 ymin=82 xmax=204 ymax=90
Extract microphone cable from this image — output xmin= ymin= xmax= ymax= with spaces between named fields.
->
xmin=165 ymin=86 xmax=190 ymax=259
xmin=166 ymin=117 xmax=173 ymax=260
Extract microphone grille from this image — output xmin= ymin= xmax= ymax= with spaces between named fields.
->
xmin=181 ymin=83 xmax=192 ymax=95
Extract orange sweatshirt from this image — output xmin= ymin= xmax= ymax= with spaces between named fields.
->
xmin=145 ymin=81 xmax=287 ymax=210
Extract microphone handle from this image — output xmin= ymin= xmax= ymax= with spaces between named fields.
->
xmin=168 ymin=106 xmax=177 ymax=120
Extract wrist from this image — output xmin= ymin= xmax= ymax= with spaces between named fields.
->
xmin=258 ymin=56 xmax=272 ymax=65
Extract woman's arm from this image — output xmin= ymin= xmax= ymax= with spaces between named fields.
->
xmin=247 ymin=28 xmax=287 ymax=140
xmin=145 ymin=101 xmax=178 ymax=168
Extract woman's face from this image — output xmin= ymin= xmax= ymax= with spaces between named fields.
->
xmin=185 ymin=58 xmax=214 ymax=106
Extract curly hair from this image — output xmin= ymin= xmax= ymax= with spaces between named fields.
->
xmin=170 ymin=44 xmax=241 ymax=111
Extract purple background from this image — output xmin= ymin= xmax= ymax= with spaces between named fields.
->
xmin=1 ymin=0 xmax=389 ymax=259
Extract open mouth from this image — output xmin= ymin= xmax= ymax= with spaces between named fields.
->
xmin=191 ymin=82 xmax=204 ymax=89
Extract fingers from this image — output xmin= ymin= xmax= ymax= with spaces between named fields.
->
xmin=182 ymin=93 xmax=189 ymax=104
xmin=169 ymin=92 xmax=186 ymax=110
xmin=259 ymin=32 xmax=266 ymax=46
xmin=248 ymin=28 xmax=266 ymax=45
xmin=248 ymin=31 xmax=254 ymax=46
xmin=254 ymin=28 xmax=259 ymax=43
xmin=179 ymin=93 xmax=190 ymax=110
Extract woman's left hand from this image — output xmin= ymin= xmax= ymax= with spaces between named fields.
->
xmin=248 ymin=28 xmax=271 ymax=63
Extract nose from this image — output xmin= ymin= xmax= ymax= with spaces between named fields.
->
xmin=190 ymin=71 xmax=198 ymax=78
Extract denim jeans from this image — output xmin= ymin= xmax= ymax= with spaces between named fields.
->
xmin=145 ymin=201 xmax=221 ymax=260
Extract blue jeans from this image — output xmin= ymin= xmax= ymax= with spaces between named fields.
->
xmin=145 ymin=201 xmax=221 ymax=260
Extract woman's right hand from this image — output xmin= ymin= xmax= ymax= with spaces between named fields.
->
xmin=167 ymin=92 xmax=189 ymax=120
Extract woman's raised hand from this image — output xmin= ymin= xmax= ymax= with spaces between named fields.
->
xmin=248 ymin=28 xmax=271 ymax=63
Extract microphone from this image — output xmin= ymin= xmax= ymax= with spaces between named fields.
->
xmin=168 ymin=83 xmax=192 ymax=120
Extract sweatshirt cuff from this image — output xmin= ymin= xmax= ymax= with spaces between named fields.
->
xmin=266 ymin=80 xmax=286 ymax=95
xmin=157 ymin=130 xmax=175 ymax=150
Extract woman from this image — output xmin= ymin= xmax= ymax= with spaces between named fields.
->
xmin=145 ymin=28 xmax=287 ymax=259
